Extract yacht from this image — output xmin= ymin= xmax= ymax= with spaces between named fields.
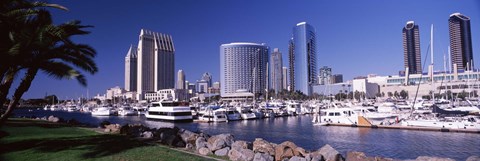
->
xmin=377 ymin=102 xmax=397 ymax=113
xmin=132 ymin=102 xmax=148 ymax=115
xmin=198 ymin=108 xmax=228 ymax=122
xmin=91 ymin=106 xmax=113 ymax=116
xmin=145 ymin=100 xmax=192 ymax=122
xmin=118 ymin=105 xmax=136 ymax=116
xmin=401 ymin=116 xmax=480 ymax=130
xmin=236 ymin=106 xmax=256 ymax=120
xmin=352 ymin=107 xmax=398 ymax=125
xmin=313 ymin=108 xmax=359 ymax=126
xmin=225 ymin=107 xmax=242 ymax=121
xmin=286 ymin=101 xmax=301 ymax=116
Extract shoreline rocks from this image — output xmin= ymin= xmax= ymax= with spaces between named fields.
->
xmin=27 ymin=116 xmax=471 ymax=161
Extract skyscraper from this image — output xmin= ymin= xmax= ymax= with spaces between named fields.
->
xmin=220 ymin=42 xmax=269 ymax=96
xmin=125 ymin=45 xmax=137 ymax=92
xmin=282 ymin=67 xmax=288 ymax=90
xmin=176 ymin=70 xmax=185 ymax=89
xmin=402 ymin=21 xmax=422 ymax=74
xmin=449 ymin=13 xmax=474 ymax=71
xmin=319 ymin=66 xmax=332 ymax=85
xmin=136 ymin=29 xmax=175 ymax=99
xmin=289 ymin=22 xmax=317 ymax=95
xmin=270 ymin=48 xmax=283 ymax=93
xmin=201 ymin=72 xmax=213 ymax=88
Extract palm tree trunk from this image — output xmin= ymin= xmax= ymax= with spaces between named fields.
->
xmin=0 ymin=68 xmax=38 ymax=127
xmin=0 ymin=68 xmax=18 ymax=108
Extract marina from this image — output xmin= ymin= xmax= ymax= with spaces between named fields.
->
xmin=12 ymin=106 xmax=480 ymax=161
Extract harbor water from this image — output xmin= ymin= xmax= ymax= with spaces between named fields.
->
xmin=13 ymin=109 xmax=480 ymax=160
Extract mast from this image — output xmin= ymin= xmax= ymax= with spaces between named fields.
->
xmin=430 ymin=24 xmax=435 ymax=101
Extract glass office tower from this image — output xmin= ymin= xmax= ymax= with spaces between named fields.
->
xmin=289 ymin=22 xmax=317 ymax=95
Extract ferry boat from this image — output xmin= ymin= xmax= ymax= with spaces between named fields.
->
xmin=145 ymin=100 xmax=192 ymax=122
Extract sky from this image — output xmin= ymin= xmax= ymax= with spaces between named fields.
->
xmin=19 ymin=0 xmax=480 ymax=99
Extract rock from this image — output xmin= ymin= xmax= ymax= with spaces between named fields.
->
xmin=295 ymin=147 xmax=308 ymax=157
xmin=254 ymin=152 xmax=274 ymax=161
xmin=99 ymin=120 xmax=111 ymax=128
xmin=346 ymin=151 xmax=368 ymax=161
xmin=207 ymin=133 xmax=235 ymax=151
xmin=215 ymin=147 xmax=230 ymax=156
xmin=198 ymin=147 xmax=212 ymax=156
xmin=467 ymin=156 xmax=480 ymax=161
xmin=186 ymin=143 xmax=194 ymax=150
xmin=156 ymin=127 xmax=184 ymax=147
xmin=232 ymin=140 xmax=252 ymax=150
xmin=275 ymin=141 xmax=301 ymax=161
xmin=228 ymin=148 xmax=255 ymax=161
xmin=120 ymin=124 xmax=150 ymax=137
xmin=315 ymin=144 xmax=343 ymax=161
xmin=196 ymin=137 xmax=208 ymax=150
xmin=47 ymin=115 xmax=60 ymax=122
xmin=104 ymin=124 xmax=121 ymax=133
xmin=415 ymin=156 xmax=455 ymax=161
xmin=178 ymin=129 xmax=198 ymax=145
xmin=289 ymin=156 xmax=307 ymax=161
xmin=142 ymin=131 xmax=153 ymax=139
xmin=253 ymin=138 xmax=275 ymax=156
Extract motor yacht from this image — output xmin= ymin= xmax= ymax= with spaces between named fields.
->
xmin=145 ymin=100 xmax=192 ymax=122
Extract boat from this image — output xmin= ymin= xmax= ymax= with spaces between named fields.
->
xmin=401 ymin=116 xmax=480 ymax=130
xmin=352 ymin=107 xmax=398 ymax=125
xmin=225 ymin=107 xmax=242 ymax=121
xmin=198 ymin=108 xmax=228 ymax=122
xmin=236 ymin=106 xmax=256 ymax=120
xmin=286 ymin=101 xmax=301 ymax=116
xmin=118 ymin=105 xmax=136 ymax=116
xmin=377 ymin=102 xmax=397 ymax=113
xmin=145 ymin=100 xmax=192 ymax=122
xmin=313 ymin=108 xmax=359 ymax=126
xmin=91 ymin=106 xmax=113 ymax=116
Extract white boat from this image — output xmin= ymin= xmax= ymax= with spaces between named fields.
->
xmin=225 ymin=108 xmax=242 ymax=121
xmin=377 ymin=102 xmax=397 ymax=113
xmin=313 ymin=108 xmax=359 ymax=126
xmin=118 ymin=106 xmax=136 ymax=116
xmin=286 ymin=101 xmax=301 ymax=116
xmin=50 ymin=105 xmax=60 ymax=111
xmin=352 ymin=107 xmax=398 ymax=125
xmin=401 ymin=116 xmax=480 ymax=130
xmin=445 ymin=100 xmax=480 ymax=114
xmin=145 ymin=100 xmax=192 ymax=121
xmin=91 ymin=106 xmax=113 ymax=116
xmin=132 ymin=102 xmax=148 ymax=115
xmin=198 ymin=108 xmax=228 ymax=122
xmin=66 ymin=104 xmax=78 ymax=112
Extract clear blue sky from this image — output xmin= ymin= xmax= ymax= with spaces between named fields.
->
xmin=20 ymin=0 xmax=480 ymax=99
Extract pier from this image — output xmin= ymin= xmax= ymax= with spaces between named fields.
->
xmin=324 ymin=123 xmax=480 ymax=134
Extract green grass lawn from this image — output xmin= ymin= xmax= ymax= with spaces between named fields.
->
xmin=0 ymin=119 xmax=215 ymax=161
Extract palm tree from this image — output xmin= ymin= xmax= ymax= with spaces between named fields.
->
xmin=0 ymin=0 xmax=67 ymax=108
xmin=0 ymin=1 xmax=97 ymax=125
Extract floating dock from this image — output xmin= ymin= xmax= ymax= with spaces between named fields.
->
xmin=325 ymin=123 xmax=480 ymax=134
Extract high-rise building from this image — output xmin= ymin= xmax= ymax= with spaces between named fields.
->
xmin=220 ymin=42 xmax=269 ymax=96
xmin=136 ymin=29 xmax=175 ymax=99
xmin=289 ymin=22 xmax=317 ymax=95
xmin=125 ymin=45 xmax=137 ymax=92
xmin=319 ymin=66 xmax=332 ymax=85
xmin=176 ymin=70 xmax=185 ymax=89
xmin=402 ymin=21 xmax=422 ymax=74
xmin=270 ymin=48 xmax=283 ymax=93
xmin=201 ymin=72 xmax=213 ymax=88
xmin=282 ymin=67 xmax=288 ymax=90
xmin=449 ymin=13 xmax=474 ymax=71
xmin=330 ymin=74 xmax=343 ymax=84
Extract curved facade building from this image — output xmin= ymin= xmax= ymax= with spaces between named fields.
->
xmin=220 ymin=42 xmax=269 ymax=96
xmin=449 ymin=13 xmax=474 ymax=71
xmin=289 ymin=22 xmax=317 ymax=95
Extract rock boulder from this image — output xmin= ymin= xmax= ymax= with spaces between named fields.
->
xmin=104 ymin=124 xmax=121 ymax=133
xmin=198 ymin=147 xmax=212 ymax=156
xmin=415 ymin=156 xmax=455 ymax=161
xmin=314 ymin=144 xmax=343 ymax=161
xmin=254 ymin=152 xmax=274 ymax=161
xmin=215 ymin=147 xmax=230 ymax=156
xmin=228 ymin=148 xmax=255 ymax=161
xmin=207 ymin=133 xmax=235 ymax=151
xmin=253 ymin=138 xmax=275 ymax=156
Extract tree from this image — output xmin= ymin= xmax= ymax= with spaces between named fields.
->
xmin=393 ymin=91 xmax=399 ymax=98
xmin=387 ymin=92 xmax=393 ymax=97
xmin=0 ymin=1 xmax=97 ymax=125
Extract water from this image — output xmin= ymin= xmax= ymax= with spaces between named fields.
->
xmin=13 ymin=109 xmax=480 ymax=160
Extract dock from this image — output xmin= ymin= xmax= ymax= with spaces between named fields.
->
xmin=324 ymin=123 xmax=480 ymax=134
